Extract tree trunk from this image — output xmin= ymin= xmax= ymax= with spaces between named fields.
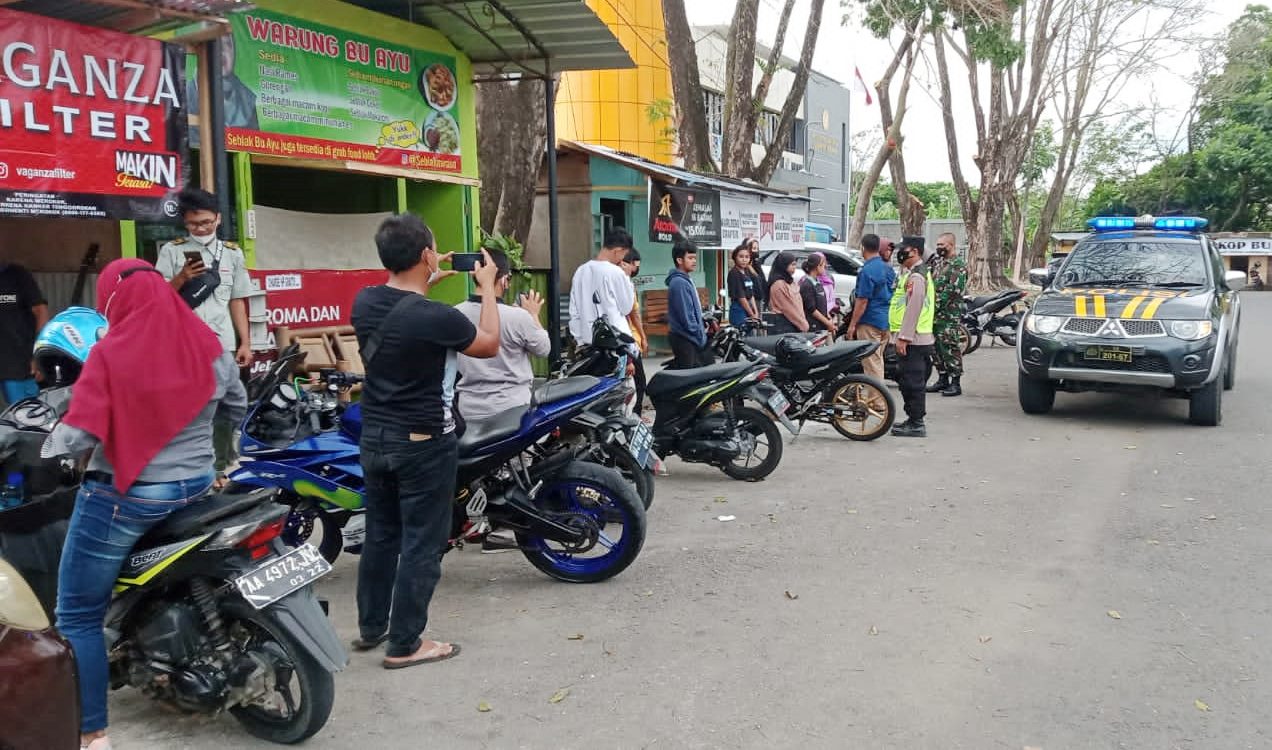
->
xmin=753 ymin=0 xmax=826 ymax=185
xmin=662 ymin=0 xmax=715 ymax=171
xmin=749 ymin=0 xmax=795 ymax=138
xmin=878 ymin=26 xmax=924 ymax=236
xmin=475 ymin=77 xmax=550 ymax=243
xmin=721 ymin=0 xmax=761 ymax=177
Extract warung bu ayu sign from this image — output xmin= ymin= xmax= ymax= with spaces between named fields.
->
xmin=649 ymin=180 xmax=722 ymax=245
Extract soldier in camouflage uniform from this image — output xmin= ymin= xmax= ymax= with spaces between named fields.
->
xmin=927 ymin=232 xmax=968 ymax=397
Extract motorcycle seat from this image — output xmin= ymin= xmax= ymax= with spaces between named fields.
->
xmin=784 ymin=340 xmax=877 ymax=373
xmin=646 ymin=360 xmax=756 ymax=399
xmin=138 ymin=487 xmax=274 ymax=546
xmin=533 ymin=376 xmax=600 ymax=405
xmin=458 ymin=405 xmax=528 ymax=452
xmin=966 ymin=290 xmax=1020 ymax=311
xmin=742 ymin=332 xmax=820 ymax=355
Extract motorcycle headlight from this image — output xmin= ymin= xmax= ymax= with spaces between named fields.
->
xmin=1168 ymin=320 xmax=1213 ymax=340
xmin=1025 ymin=313 xmax=1065 ymax=335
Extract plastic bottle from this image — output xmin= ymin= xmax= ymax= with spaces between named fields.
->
xmin=0 ymin=473 xmax=23 ymax=510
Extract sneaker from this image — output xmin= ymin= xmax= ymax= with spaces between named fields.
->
xmin=481 ymin=528 xmax=518 ymax=554
xmin=892 ymin=419 xmax=927 ymax=438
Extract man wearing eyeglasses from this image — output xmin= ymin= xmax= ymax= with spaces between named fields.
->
xmin=156 ymin=187 xmax=253 ymax=486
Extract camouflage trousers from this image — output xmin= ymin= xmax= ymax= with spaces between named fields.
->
xmin=932 ymin=322 xmax=964 ymax=377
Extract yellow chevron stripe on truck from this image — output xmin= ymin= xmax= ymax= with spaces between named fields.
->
xmin=1140 ymin=297 xmax=1167 ymax=319
xmin=1092 ymin=295 xmax=1106 ymax=318
xmin=1121 ymin=296 xmax=1147 ymax=319
xmin=1074 ymin=296 xmax=1088 ymax=317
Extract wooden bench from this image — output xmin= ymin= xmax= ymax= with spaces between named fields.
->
xmin=641 ymin=288 xmax=711 ymax=337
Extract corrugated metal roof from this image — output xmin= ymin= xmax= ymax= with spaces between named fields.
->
xmin=342 ymin=0 xmax=634 ymax=76
xmin=5 ymin=0 xmax=250 ymax=33
xmin=563 ymin=141 xmax=811 ymax=201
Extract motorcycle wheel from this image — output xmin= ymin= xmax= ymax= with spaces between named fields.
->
xmin=962 ymin=325 xmax=982 ymax=354
xmin=278 ymin=502 xmax=343 ymax=565
xmin=517 ymin=461 xmax=646 ymax=583
xmin=223 ymin=598 xmax=336 ymax=744
xmin=604 ymin=445 xmax=654 ymax=510
xmin=721 ymin=406 xmax=784 ymax=481
xmin=826 ymin=374 xmax=896 ymax=441
xmin=996 ymin=332 xmax=1018 ymax=347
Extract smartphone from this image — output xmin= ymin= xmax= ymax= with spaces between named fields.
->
xmin=183 ymin=250 xmax=203 ymax=266
xmin=451 ymin=253 xmax=484 ymax=272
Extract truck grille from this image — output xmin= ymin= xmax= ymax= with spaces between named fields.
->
xmin=1056 ymin=352 xmax=1172 ymax=374
xmin=1119 ymin=320 xmax=1166 ymax=337
xmin=1062 ymin=318 xmax=1105 ymax=335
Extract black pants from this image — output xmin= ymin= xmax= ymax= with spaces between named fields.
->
xmin=897 ymin=344 xmax=932 ymax=422
xmin=669 ymin=334 xmax=714 ymax=370
xmin=632 ymin=354 xmax=647 ymax=413
xmin=357 ymin=428 xmax=458 ymax=658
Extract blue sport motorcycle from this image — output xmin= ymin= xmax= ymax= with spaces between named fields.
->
xmin=230 ymin=345 xmax=646 ymax=583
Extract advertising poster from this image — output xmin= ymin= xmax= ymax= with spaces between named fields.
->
xmin=720 ymin=194 xmax=807 ymax=252
xmin=0 ymin=8 xmax=187 ymax=220
xmin=649 ymin=180 xmax=722 ymax=245
xmin=248 ymin=268 xmax=386 ymax=330
xmin=202 ymin=9 xmax=463 ymax=174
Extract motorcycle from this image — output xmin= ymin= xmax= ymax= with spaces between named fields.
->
xmin=713 ymin=328 xmax=897 ymax=441
xmin=0 ymin=391 xmax=344 ymax=745
xmin=233 ymin=345 xmax=647 ymax=582
xmin=961 ymin=289 xmax=1029 ymax=352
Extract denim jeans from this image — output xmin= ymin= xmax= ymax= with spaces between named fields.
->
xmin=55 ymin=475 xmax=213 ymax=733
xmin=356 ymin=429 xmax=458 ymax=658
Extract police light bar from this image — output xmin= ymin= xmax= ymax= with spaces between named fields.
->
xmin=1087 ymin=215 xmax=1209 ymax=232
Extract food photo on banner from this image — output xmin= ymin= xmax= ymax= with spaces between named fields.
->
xmin=0 ymin=8 xmax=187 ymax=220
xmin=188 ymin=8 xmax=463 ymax=174
xmin=648 ymin=180 xmax=722 ymax=245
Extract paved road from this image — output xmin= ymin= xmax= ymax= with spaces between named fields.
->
xmin=112 ymin=295 xmax=1272 ymax=749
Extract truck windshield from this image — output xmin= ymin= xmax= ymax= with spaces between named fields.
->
xmin=1056 ymin=241 xmax=1208 ymax=288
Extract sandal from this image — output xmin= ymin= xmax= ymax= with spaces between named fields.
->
xmin=383 ymin=642 xmax=461 ymax=670
xmin=213 ymin=472 xmax=229 ymax=490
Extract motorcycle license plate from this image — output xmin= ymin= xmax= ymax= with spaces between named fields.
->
xmin=767 ymin=391 xmax=790 ymax=415
xmin=628 ymin=421 xmax=655 ymax=468
xmin=235 ymin=544 xmax=331 ymax=610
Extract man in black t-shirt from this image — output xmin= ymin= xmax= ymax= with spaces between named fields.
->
xmin=351 ymin=214 xmax=500 ymax=669
xmin=0 ymin=263 xmax=50 ymax=407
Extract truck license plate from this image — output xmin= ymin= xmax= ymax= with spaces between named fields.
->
xmin=234 ymin=544 xmax=331 ymax=610
xmin=1084 ymin=346 xmax=1132 ymax=364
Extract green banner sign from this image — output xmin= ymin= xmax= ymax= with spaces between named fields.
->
xmin=194 ymin=8 xmax=463 ymax=174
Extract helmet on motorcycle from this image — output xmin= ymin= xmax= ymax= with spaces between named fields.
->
xmin=33 ymin=307 xmax=109 ymax=387
xmin=775 ymin=335 xmax=816 ymax=365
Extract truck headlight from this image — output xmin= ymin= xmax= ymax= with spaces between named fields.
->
xmin=1025 ymin=313 xmax=1065 ymax=335
xmin=1168 ymin=320 xmax=1213 ymax=340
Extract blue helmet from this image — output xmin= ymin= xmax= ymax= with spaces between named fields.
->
xmin=33 ymin=307 xmax=108 ymax=387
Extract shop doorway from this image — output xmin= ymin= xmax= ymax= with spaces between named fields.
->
xmin=600 ymin=198 xmax=628 ymax=236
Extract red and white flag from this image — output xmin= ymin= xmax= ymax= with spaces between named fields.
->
xmin=854 ymin=66 xmax=874 ymax=106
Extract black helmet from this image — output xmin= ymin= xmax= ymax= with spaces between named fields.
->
xmin=775 ymin=335 xmax=816 ymax=364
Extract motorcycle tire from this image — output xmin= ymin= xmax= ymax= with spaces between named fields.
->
xmin=604 ymin=445 xmax=654 ymax=510
xmin=996 ymin=332 xmax=1018 ymax=347
xmin=721 ymin=406 xmax=784 ymax=481
xmin=963 ymin=325 xmax=982 ymax=354
xmin=263 ymin=489 xmax=343 ymax=565
xmin=517 ymin=461 xmax=646 ymax=583
xmin=826 ymin=374 xmax=896 ymax=441
xmin=222 ymin=598 xmax=336 ymax=744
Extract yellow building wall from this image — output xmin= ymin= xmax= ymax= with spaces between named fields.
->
xmin=555 ymin=0 xmax=675 ymax=164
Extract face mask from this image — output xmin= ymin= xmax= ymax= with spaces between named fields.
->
xmin=191 ymin=231 xmax=217 ymax=246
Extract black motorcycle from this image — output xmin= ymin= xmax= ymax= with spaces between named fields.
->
xmin=962 ymin=289 xmax=1028 ymax=352
xmin=0 ymin=392 xmax=344 ymax=744
xmin=714 ymin=329 xmax=897 ymax=441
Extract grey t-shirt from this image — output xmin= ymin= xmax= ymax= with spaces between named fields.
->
xmin=156 ymin=237 xmax=253 ymax=353
xmin=456 ymin=299 xmax=550 ymax=421
xmin=43 ymin=353 xmax=247 ymax=484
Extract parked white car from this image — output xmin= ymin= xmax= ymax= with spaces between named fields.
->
xmin=758 ymin=242 xmax=863 ymax=305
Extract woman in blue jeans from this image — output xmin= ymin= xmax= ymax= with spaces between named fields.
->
xmin=43 ymin=258 xmax=246 ymax=750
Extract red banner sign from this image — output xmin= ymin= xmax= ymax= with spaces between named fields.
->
xmin=0 ymin=8 xmax=187 ymax=220
xmin=249 ymin=268 xmax=387 ymax=331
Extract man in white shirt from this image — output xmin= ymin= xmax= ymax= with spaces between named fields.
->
xmin=456 ymin=250 xmax=550 ymax=422
xmin=568 ymin=229 xmax=635 ymax=345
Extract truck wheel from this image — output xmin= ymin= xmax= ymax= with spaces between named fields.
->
xmin=1188 ymin=376 xmax=1223 ymax=426
xmin=1017 ymin=371 xmax=1055 ymax=415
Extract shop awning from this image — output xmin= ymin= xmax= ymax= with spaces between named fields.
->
xmin=0 ymin=0 xmax=250 ymax=37
xmin=341 ymin=0 xmax=634 ymax=78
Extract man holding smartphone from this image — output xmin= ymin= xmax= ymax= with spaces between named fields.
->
xmin=156 ymin=188 xmax=254 ymax=486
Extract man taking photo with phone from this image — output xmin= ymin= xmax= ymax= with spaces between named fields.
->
xmin=156 ymin=188 xmax=253 ymax=487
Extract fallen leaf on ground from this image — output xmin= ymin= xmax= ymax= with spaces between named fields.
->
xmin=784 ymin=590 xmax=799 ymax=600
xmin=477 ymin=701 xmax=492 ymax=713
xmin=868 ymin=625 xmax=879 ymax=636
xmin=1160 ymin=504 xmax=1175 ymax=509
xmin=1029 ymin=437 xmax=1041 ymax=442
xmin=979 ymin=635 xmax=992 ymax=644
xmin=1201 ymin=515 xmax=1218 ymax=521
xmin=1107 ymin=610 xmax=1122 ymax=620
xmin=567 ymin=634 xmax=585 ymax=640
xmin=639 ymin=590 xmax=653 ymax=597
xmin=1148 ymin=539 xmax=1160 ymax=545
xmin=714 ymin=496 xmax=728 ymax=503
xmin=1195 ymin=699 xmax=1210 ymax=712
xmin=1124 ymin=445 xmax=1137 ymax=450
xmin=549 ymin=688 xmax=570 ymax=704
xmin=846 ymin=509 xmax=858 ymax=514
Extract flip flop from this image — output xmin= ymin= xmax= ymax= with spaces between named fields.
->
xmin=213 ymin=473 xmax=229 ymax=490
xmin=383 ymin=642 xmax=461 ymax=670
xmin=350 ymin=633 xmax=389 ymax=651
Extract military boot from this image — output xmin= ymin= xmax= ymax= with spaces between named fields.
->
xmin=925 ymin=374 xmax=950 ymax=393
xmin=941 ymin=376 xmax=962 ymax=397
xmin=892 ymin=418 xmax=927 ymax=438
